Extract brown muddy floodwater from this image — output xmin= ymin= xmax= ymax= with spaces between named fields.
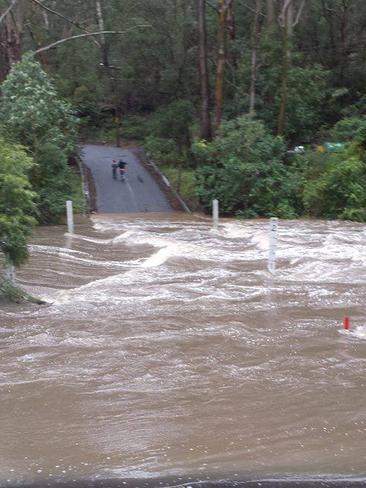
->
xmin=0 ymin=214 xmax=365 ymax=485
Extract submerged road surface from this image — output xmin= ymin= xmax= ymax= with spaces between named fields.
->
xmin=81 ymin=145 xmax=172 ymax=213
xmin=1 ymin=215 xmax=365 ymax=486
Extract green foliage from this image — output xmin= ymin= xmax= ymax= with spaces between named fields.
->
xmin=32 ymin=143 xmax=73 ymax=224
xmin=0 ymin=54 xmax=77 ymax=152
xmin=121 ymin=115 xmax=150 ymax=142
xmin=159 ymin=165 xmax=199 ymax=209
xmin=0 ymin=54 xmax=79 ymax=223
xmin=255 ymin=62 xmax=328 ymax=142
xmin=282 ymin=65 xmax=329 ymax=142
xmin=0 ymin=138 xmax=37 ymax=266
xmin=3 ymin=0 xmax=366 ymax=225
xmin=330 ymin=117 xmax=366 ymax=146
xmin=145 ymin=136 xmax=181 ymax=166
xmin=0 ymin=281 xmax=45 ymax=304
xmin=148 ymin=100 xmax=194 ymax=148
xmin=193 ymin=116 xmax=296 ymax=218
xmin=145 ymin=100 xmax=195 ymax=169
xmin=303 ymin=146 xmax=366 ymax=221
xmin=73 ymin=85 xmax=102 ymax=130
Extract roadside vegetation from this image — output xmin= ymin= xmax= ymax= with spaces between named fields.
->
xmin=0 ymin=56 xmax=82 ymax=297
xmin=2 ymin=1 xmax=366 ymax=293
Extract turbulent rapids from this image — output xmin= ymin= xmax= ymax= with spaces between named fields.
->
xmin=0 ymin=214 xmax=365 ymax=485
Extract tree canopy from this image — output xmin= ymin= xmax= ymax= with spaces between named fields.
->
xmin=0 ymin=55 xmax=78 ymax=223
xmin=2 ymin=0 xmax=366 ymax=239
xmin=0 ymin=138 xmax=37 ymax=267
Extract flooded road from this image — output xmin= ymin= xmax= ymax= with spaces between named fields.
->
xmin=0 ymin=214 xmax=365 ymax=485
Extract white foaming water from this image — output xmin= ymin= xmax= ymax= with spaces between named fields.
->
xmin=339 ymin=325 xmax=366 ymax=340
xmin=142 ymin=246 xmax=177 ymax=267
xmin=29 ymin=244 xmax=90 ymax=257
xmin=64 ymin=233 xmax=113 ymax=245
xmin=4 ymin=215 xmax=366 ymax=482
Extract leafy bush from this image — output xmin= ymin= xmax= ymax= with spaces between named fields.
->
xmin=193 ymin=115 xmax=297 ymax=218
xmin=0 ymin=139 xmax=37 ymax=267
xmin=145 ymin=136 xmax=182 ymax=166
xmin=0 ymin=54 xmax=78 ymax=223
xmin=159 ymin=165 xmax=199 ymax=209
xmin=145 ymin=100 xmax=194 ymax=165
xmin=303 ymin=146 xmax=366 ymax=221
xmin=236 ymin=37 xmax=329 ymax=143
xmin=148 ymin=100 xmax=194 ymax=148
xmin=330 ymin=116 xmax=366 ymax=146
xmin=32 ymin=143 xmax=74 ymax=224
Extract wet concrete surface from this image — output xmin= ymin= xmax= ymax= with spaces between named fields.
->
xmin=80 ymin=146 xmax=172 ymax=213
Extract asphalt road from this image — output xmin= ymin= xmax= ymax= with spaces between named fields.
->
xmin=81 ymin=144 xmax=172 ymax=213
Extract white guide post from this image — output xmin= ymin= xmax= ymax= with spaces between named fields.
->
xmin=5 ymin=261 xmax=15 ymax=285
xmin=268 ymin=217 xmax=278 ymax=274
xmin=66 ymin=200 xmax=74 ymax=234
xmin=213 ymin=199 xmax=219 ymax=230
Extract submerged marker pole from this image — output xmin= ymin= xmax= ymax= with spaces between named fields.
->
xmin=268 ymin=217 xmax=278 ymax=274
xmin=344 ymin=316 xmax=350 ymax=333
xmin=213 ymin=199 xmax=219 ymax=230
xmin=66 ymin=200 xmax=74 ymax=234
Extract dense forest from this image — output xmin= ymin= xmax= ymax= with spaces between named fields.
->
xmin=2 ymin=0 xmax=366 ymax=281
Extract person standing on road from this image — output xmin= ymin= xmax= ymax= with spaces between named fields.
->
xmin=118 ymin=159 xmax=128 ymax=170
xmin=118 ymin=159 xmax=128 ymax=181
xmin=111 ymin=159 xmax=118 ymax=179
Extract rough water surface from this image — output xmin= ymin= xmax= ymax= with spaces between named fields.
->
xmin=0 ymin=214 xmax=365 ymax=485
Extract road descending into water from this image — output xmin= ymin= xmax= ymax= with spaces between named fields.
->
xmin=0 ymin=214 xmax=366 ymax=486
xmin=81 ymin=145 xmax=172 ymax=213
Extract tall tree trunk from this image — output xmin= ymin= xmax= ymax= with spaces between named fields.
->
xmin=0 ymin=10 xmax=22 ymax=81
xmin=29 ymin=1 xmax=49 ymax=71
xmin=226 ymin=0 xmax=235 ymax=40
xmin=95 ymin=0 xmax=121 ymax=146
xmin=249 ymin=0 xmax=262 ymax=115
xmin=277 ymin=0 xmax=306 ymax=136
xmin=214 ymin=0 xmax=231 ymax=133
xmin=277 ymin=9 xmax=289 ymax=135
xmin=287 ymin=0 xmax=294 ymax=36
xmin=266 ymin=0 xmax=275 ymax=27
xmin=198 ymin=0 xmax=212 ymax=141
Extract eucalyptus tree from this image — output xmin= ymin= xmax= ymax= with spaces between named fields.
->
xmin=0 ymin=55 xmax=78 ymax=223
xmin=198 ymin=0 xmax=212 ymax=140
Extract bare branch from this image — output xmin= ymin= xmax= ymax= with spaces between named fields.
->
xmin=293 ymin=0 xmax=306 ymax=26
xmin=0 ymin=0 xmax=19 ymax=26
xmin=278 ymin=0 xmax=293 ymax=25
xmin=34 ymin=26 xmax=151 ymax=54
xmin=279 ymin=0 xmax=306 ymax=28
xmin=236 ymin=0 xmax=266 ymax=17
xmin=30 ymin=0 xmax=101 ymax=48
xmin=205 ymin=1 xmax=219 ymax=14
xmin=283 ymin=0 xmax=294 ymax=13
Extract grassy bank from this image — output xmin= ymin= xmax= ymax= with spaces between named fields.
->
xmin=158 ymin=165 xmax=200 ymax=211
xmin=0 ymin=280 xmax=45 ymax=304
xmin=70 ymin=166 xmax=87 ymax=215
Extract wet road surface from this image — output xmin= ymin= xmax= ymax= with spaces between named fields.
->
xmin=81 ymin=145 xmax=172 ymax=213
xmin=0 ymin=215 xmax=365 ymax=486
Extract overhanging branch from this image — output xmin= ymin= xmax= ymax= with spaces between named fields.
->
xmin=0 ymin=0 xmax=19 ymax=26
xmin=30 ymin=0 xmax=101 ymax=48
xmin=34 ymin=26 xmax=151 ymax=54
xmin=293 ymin=0 xmax=306 ymax=26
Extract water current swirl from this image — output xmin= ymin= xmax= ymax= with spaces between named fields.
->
xmin=0 ymin=214 xmax=365 ymax=485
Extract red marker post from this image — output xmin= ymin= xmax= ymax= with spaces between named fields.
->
xmin=344 ymin=316 xmax=350 ymax=333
